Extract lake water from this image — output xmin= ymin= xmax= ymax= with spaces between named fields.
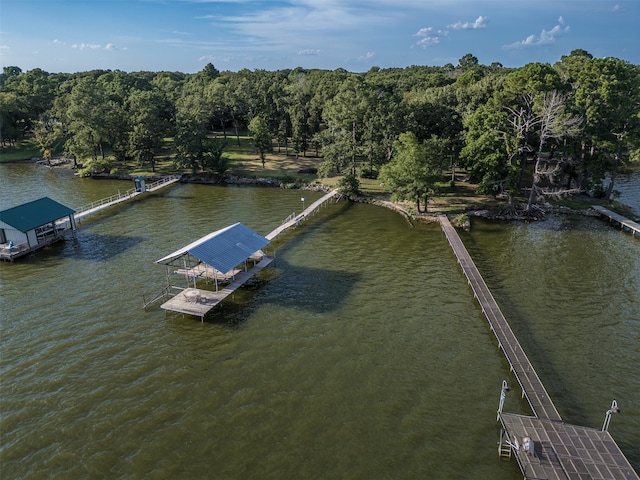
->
xmin=1 ymin=163 xmax=638 ymax=479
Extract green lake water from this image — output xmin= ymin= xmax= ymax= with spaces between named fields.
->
xmin=1 ymin=164 xmax=638 ymax=479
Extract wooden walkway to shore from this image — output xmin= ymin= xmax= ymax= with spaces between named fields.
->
xmin=438 ymin=214 xmax=638 ymax=480
xmin=592 ymin=205 xmax=640 ymax=236
xmin=75 ymin=175 xmax=181 ymax=221
xmin=438 ymin=214 xmax=560 ymax=421
xmin=266 ymin=189 xmax=338 ymax=240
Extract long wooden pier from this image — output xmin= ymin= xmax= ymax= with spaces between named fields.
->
xmin=74 ymin=175 xmax=181 ymax=221
xmin=266 ymin=189 xmax=338 ymax=240
xmin=592 ymin=205 xmax=640 ymax=236
xmin=438 ymin=214 xmax=638 ymax=480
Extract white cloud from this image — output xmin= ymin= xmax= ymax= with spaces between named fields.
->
xmin=0 ymin=45 xmax=9 ymax=55
xmin=415 ymin=27 xmax=433 ymax=36
xmin=298 ymin=49 xmax=321 ymax=55
xmin=414 ymin=26 xmax=445 ymax=48
xmin=359 ymin=51 xmax=375 ymax=60
xmin=417 ymin=36 xmax=440 ymax=47
xmin=72 ymin=43 xmax=101 ymax=50
xmin=504 ymin=20 xmax=570 ymax=49
xmin=448 ymin=15 xmax=487 ymax=30
xmin=70 ymin=42 xmax=119 ymax=51
xmin=611 ymin=4 xmax=625 ymax=12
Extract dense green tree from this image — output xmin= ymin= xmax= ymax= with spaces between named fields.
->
xmin=202 ymin=137 xmax=228 ymax=175
xmin=322 ymin=75 xmax=369 ymax=175
xmin=458 ymin=53 xmax=479 ymax=71
xmin=337 ymin=172 xmax=361 ymax=199
xmin=128 ymin=89 xmax=168 ymax=172
xmin=0 ymin=66 xmax=22 ymax=88
xmin=0 ymin=91 xmax=27 ymax=147
xmin=285 ymin=72 xmax=313 ymax=158
xmin=362 ymin=80 xmax=406 ymax=176
xmin=65 ymin=77 xmax=112 ymax=171
xmin=379 ymin=132 xmax=446 ymax=212
xmin=248 ymin=115 xmax=272 ymax=168
xmin=569 ymin=57 xmax=640 ymax=198
xmin=460 ymin=105 xmax=518 ymax=202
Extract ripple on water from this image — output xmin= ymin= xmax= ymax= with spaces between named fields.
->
xmin=1 ymin=167 xmax=638 ymax=477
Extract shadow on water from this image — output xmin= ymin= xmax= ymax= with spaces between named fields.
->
xmin=191 ymin=258 xmax=361 ymax=327
xmin=63 ymin=232 xmax=146 ymax=262
xmin=176 ymin=202 xmax=360 ymax=327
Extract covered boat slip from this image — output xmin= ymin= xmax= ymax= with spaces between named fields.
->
xmin=155 ymin=222 xmax=273 ymax=320
xmin=159 ymin=256 xmax=274 ymax=320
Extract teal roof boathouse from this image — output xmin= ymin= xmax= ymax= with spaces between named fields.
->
xmin=0 ymin=197 xmax=76 ymax=261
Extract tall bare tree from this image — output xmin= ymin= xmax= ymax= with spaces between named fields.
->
xmin=526 ymin=91 xmax=582 ymax=212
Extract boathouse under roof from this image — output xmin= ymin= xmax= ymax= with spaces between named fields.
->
xmin=152 ymin=222 xmax=273 ymax=320
xmin=1 ymin=197 xmax=76 ymax=261
xmin=155 ymin=222 xmax=270 ymax=274
xmin=0 ymin=197 xmax=75 ymax=233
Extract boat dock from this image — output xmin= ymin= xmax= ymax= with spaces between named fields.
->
xmin=151 ymin=189 xmax=340 ymax=320
xmin=592 ymin=205 xmax=640 ymax=236
xmin=74 ymin=175 xmax=181 ymax=221
xmin=438 ymin=214 xmax=638 ymax=480
xmin=159 ymin=255 xmax=274 ymax=320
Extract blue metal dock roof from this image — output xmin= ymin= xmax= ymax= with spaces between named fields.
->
xmin=155 ymin=222 xmax=270 ymax=274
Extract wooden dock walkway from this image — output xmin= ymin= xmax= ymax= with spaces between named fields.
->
xmin=592 ymin=205 xmax=640 ymax=236
xmin=438 ymin=214 xmax=560 ymax=421
xmin=266 ymin=189 xmax=338 ymax=240
xmin=74 ymin=175 xmax=181 ymax=221
xmin=438 ymin=214 xmax=638 ymax=480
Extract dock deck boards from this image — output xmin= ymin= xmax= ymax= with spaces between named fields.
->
xmin=500 ymin=413 xmax=638 ymax=480
xmin=438 ymin=214 xmax=638 ymax=479
xmin=160 ymin=256 xmax=274 ymax=319
xmin=592 ymin=205 xmax=640 ymax=236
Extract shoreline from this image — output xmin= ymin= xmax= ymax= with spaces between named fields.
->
xmin=9 ymin=158 xmax=634 ymax=224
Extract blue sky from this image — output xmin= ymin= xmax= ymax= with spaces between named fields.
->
xmin=1 ymin=0 xmax=638 ymax=74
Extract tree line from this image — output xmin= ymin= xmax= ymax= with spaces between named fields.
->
xmin=1 ymin=50 xmax=638 ymax=213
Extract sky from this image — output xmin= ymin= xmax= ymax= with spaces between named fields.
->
xmin=1 ymin=0 xmax=638 ymax=74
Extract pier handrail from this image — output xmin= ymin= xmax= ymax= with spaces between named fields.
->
xmin=145 ymin=175 xmax=181 ymax=192
xmin=143 ymin=285 xmax=182 ymax=309
xmin=74 ymin=175 xmax=181 ymax=215
xmin=75 ymin=188 xmax=137 ymax=215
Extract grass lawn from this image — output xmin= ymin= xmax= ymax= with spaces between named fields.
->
xmin=4 ymin=133 xmax=634 ymax=218
xmin=0 ymin=140 xmax=42 ymax=162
